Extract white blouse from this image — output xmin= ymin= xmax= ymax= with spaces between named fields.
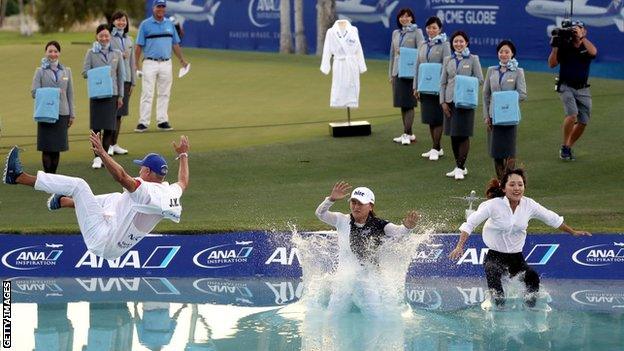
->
xmin=459 ymin=196 xmax=564 ymax=253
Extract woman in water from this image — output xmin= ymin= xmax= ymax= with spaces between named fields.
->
xmin=315 ymin=181 xmax=420 ymax=314
xmin=448 ymin=168 xmax=590 ymax=307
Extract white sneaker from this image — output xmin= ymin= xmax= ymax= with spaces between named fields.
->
xmin=462 ymin=167 xmax=468 ymax=175
xmin=91 ymin=157 xmax=103 ymax=169
xmin=408 ymin=134 xmax=416 ymax=141
xmin=401 ymin=134 xmax=411 ymax=145
xmin=446 ymin=167 xmax=458 ymax=177
xmin=454 ymin=168 xmax=465 ymax=180
xmin=429 ymin=149 xmax=439 ymax=161
xmin=107 ymin=146 xmax=114 ymax=156
xmin=422 ymin=148 xmax=444 ymax=158
xmin=393 ymin=134 xmax=405 ymax=143
xmin=112 ymin=145 xmax=128 ymax=155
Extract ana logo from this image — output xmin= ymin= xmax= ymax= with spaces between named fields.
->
xmin=248 ymin=0 xmax=280 ymax=28
xmin=10 ymin=278 xmax=63 ymax=296
xmin=571 ymin=290 xmax=624 ymax=308
xmin=75 ymin=246 xmax=180 ymax=269
xmin=412 ymin=247 xmax=443 ymax=263
xmin=572 ymin=242 xmax=624 ymax=267
xmin=193 ymin=278 xmax=253 ymax=300
xmin=265 ymin=281 xmax=303 ymax=305
xmin=2 ymin=244 xmax=64 ymax=270
xmin=457 ymin=244 xmax=558 ymax=265
xmin=406 ymin=287 xmax=442 ymax=310
xmin=265 ymin=247 xmax=300 ymax=266
xmin=193 ymin=242 xmax=253 ymax=268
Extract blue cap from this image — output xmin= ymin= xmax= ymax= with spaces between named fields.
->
xmin=134 ymin=153 xmax=168 ymax=176
xmin=153 ymin=0 xmax=166 ymax=7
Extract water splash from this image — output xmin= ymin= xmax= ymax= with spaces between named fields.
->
xmin=289 ymin=222 xmax=434 ymax=317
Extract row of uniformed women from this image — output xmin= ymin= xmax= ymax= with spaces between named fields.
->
xmin=31 ymin=11 xmax=135 ymax=172
xmin=389 ymin=11 xmax=528 ymax=180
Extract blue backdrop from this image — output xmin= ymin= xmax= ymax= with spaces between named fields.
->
xmin=153 ymin=0 xmax=623 ymax=67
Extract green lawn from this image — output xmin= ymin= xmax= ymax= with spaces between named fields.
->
xmin=1 ymin=32 xmax=623 ymax=234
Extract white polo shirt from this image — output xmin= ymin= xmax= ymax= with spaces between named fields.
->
xmin=102 ymin=178 xmax=183 ymax=259
xmin=459 ymin=196 xmax=564 ymax=254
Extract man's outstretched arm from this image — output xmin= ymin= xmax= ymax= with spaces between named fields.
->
xmin=90 ymin=131 xmax=138 ymax=192
xmin=173 ymin=135 xmax=189 ymax=191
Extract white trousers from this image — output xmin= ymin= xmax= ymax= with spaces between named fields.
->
xmin=34 ymin=171 xmax=111 ymax=257
xmin=139 ymin=59 xmax=173 ymax=125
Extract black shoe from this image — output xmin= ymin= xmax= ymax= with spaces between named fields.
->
xmin=559 ymin=145 xmax=572 ymax=161
xmin=134 ymin=123 xmax=148 ymax=132
xmin=157 ymin=122 xmax=173 ymax=131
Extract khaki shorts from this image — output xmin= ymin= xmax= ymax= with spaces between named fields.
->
xmin=558 ymin=83 xmax=592 ymax=125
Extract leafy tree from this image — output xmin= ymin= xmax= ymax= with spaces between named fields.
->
xmin=35 ymin=0 xmax=145 ymax=33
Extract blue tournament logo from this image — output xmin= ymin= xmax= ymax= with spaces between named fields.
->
xmin=1 ymin=244 xmax=63 ymax=270
xmin=248 ymin=0 xmax=280 ymax=28
xmin=74 ymin=246 xmax=180 ymax=269
xmin=572 ymin=242 xmax=624 ymax=267
xmin=193 ymin=241 xmax=254 ymax=268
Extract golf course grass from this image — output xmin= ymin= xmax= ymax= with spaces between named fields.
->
xmin=1 ymin=32 xmax=622 ymax=234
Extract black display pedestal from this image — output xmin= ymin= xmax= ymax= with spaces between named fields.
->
xmin=329 ymin=107 xmax=371 ymax=137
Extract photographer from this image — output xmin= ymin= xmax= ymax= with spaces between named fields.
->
xmin=548 ymin=21 xmax=597 ymax=161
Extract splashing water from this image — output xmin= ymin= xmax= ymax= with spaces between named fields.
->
xmin=289 ymin=223 xmax=435 ymax=317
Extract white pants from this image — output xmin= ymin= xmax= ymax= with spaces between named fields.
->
xmin=139 ymin=59 xmax=173 ymax=126
xmin=34 ymin=171 xmax=111 ymax=257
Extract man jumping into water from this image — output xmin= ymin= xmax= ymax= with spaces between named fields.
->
xmin=3 ymin=132 xmax=190 ymax=259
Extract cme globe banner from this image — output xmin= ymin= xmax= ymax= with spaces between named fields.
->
xmin=151 ymin=0 xmax=623 ymax=63
xmin=0 ymin=232 xmax=623 ymax=279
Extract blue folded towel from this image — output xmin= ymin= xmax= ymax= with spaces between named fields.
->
xmin=398 ymin=47 xmax=417 ymax=79
xmin=492 ymin=90 xmax=521 ymax=125
xmin=454 ymin=75 xmax=479 ymax=109
xmin=33 ymin=87 xmax=60 ymax=123
xmin=417 ymin=63 xmax=442 ymax=95
xmin=87 ymin=66 xmax=113 ymax=99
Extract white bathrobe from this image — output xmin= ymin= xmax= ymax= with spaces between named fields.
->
xmin=320 ymin=20 xmax=367 ymax=108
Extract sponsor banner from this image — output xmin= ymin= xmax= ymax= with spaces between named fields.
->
xmin=0 ymin=233 xmax=623 ymax=279
xmin=6 ymin=275 xmax=622 ymax=313
xmin=152 ymin=0 xmax=623 ymax=66
xmin=405 ymin=276 xmax=624 ymax=312
xmin=5 ymin=276 xmax=302 ymax=306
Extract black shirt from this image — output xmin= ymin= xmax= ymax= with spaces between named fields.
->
xmin=557 ymin=43 xmax=595 ymax=87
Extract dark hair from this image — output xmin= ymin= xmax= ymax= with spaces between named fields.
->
xmin=44 ymin=40 xmax=61 ymax=52
xmin=110 ymin=10 xmax=129 ymax=35
xmin=396 ymin=8 xmax=416 ymax=29
xmin=450 ymin=30 xmax=470 ymax=47
xmin=496 ymin=39 xmax=517 ymax=58
xmin=425 ymin=16 xmax=442 ymax=29
xmin=96 ymin=24 xmax=110 ymax=35
xmin=485 ymin=168 xmax=527 ymax=199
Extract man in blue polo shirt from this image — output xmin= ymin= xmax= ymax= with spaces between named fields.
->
xmin=135 ymin=0 xmax=189 ymax=132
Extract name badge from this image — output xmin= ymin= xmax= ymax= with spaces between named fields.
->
xmin=507 ymin=78 xmax=515 ymax=82
xmin=462 ymin=64 xmax=470 ymax=69
xmin=62 ymin=77 xmax=69 ymax=81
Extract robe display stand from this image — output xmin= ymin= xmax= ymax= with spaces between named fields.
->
xmin=329 ymin=107 xmax=371 ymax=137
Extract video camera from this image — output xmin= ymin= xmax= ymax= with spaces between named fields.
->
xmin=550 ymin=19 xmax=582 ymax=48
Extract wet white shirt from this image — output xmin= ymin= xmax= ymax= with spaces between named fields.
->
xmin=315 ymin=197 xmax=411 ymax=263
xmin=459 ymin=196 xmax=564 ymax=253
xmin=102 ymin=178 xmax=183 ymax=258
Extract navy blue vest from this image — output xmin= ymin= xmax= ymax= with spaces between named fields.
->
xmin=349 ymin=214 xmax=389 ymax=265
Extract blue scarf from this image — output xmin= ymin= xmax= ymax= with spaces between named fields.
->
xmin=111 ymin=27 xmax=125 ymax=38
xmin=427 ymin=33 xmax=447 ymax=45
xmin=499 ymin=58 xmax=519 ymax=71
xmin=41 ymin=58 xmax=61 ymax=70
xmin=454 ymin=47 xmax=471 ymax=59
xmin=91 ymin=41 xmax=110 ymax=53
xmin=401 ymin=24 xmax=418 ymax=33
